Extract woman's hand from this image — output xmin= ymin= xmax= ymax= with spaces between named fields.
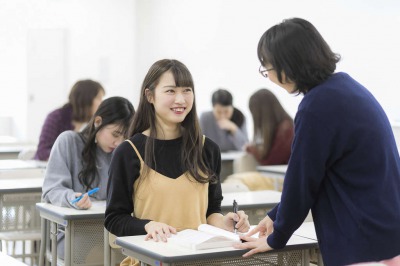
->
xmin=144 ymin=221 xmax=177 ymax=242
xmin=233 ymin=215 xmax=274 ymax=257
xmin=246 ymin=215 xmax=274 ymax=238
xmin=74 ymin=193 xmax=92 ymax=209
xmin=223 ymin=210 xmax=250 ymax=233
xmin=233 ymin=235 xmax=273 ymax=257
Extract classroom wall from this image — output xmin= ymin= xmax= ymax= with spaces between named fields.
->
xmin=1 ymin=0 xmax=400 ymax=142
xmin=0 ymin=0 xmax=137 ymax=142
xmin=134 ymin=0 xmax=400 ymax=139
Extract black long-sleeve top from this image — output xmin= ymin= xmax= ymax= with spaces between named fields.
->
xmin=105 ymin=133 xmax=222 ymax=236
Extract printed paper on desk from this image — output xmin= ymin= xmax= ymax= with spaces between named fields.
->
xmin=168 ymin=224 xmax=242 ymax=250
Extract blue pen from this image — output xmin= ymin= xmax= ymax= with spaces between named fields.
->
xmin=70 ymin=187 xmax=99 ymax=204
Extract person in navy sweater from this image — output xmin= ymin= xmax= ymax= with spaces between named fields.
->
xmin=234 ymin=18 xmax=400 ymax=266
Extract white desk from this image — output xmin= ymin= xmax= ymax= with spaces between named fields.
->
xmin=257 ymin=164 xmax=288 ymax=190
xmin=221 ymin=190 xmax=281 ymax=225
xmin=116 ymin=232 xmax=319 ymax=266
xmin=0 ymin=251 xmax=28 ymax=265
xmin=0 ymin=160 xmax=47 ymax=171
xmin=36 ymin=201 xmax=106 ymax=266
xmin=220 ymin=151 xmax=245 ymax=182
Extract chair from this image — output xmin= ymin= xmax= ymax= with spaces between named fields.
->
xmin=233 ymin=153 xmax=259 ymax=173
xmin=104 ymin=229 xmax=127 ymax=266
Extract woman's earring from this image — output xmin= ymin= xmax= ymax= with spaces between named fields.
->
xmin=95 ymin=138 xmax=98 ymax=143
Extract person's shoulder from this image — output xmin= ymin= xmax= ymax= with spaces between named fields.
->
xmin=55 ymin=131 xmax=83 ymax=147
xmin=114 ymin=134 xmax=145 ymax=155
xmin=47 ymin=105 xmax=71 ymax=118
xmin=57 ymin=130 xmax=79 ymax=142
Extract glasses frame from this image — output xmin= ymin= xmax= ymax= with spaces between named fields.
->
xmin=259 ymin=65 xmax=274 ymax=78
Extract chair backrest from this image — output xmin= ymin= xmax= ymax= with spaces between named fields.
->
xmin=233 ymin=153 xmax=259 ymax=173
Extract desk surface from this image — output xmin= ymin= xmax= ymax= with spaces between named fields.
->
xmin=294 ymin=222 xmax=317 ymax=241
xmin=0 ymin=159 xmax=47 ymax=170
xmin=0 ymin=177 xmax=43 ymax=193
xmin=221 ymin=190 xmax=281 ymax=210
xmin=36 ymin=201 xmax=106 ymax=221
xmin=257 ymin=165 xmax=288 ymax=174
xmin=116 ymin=232 xmax=317 ymax=264
xmin=220 ymin=151 xmax=244 ymax=161
xmin=0 ymin=168 xmax=45 ymax=180
xmin=0 ymin=251 xmax=28 ymax=266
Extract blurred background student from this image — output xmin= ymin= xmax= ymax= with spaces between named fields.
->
xmin=34 ymin=79 xmax=105 ymax=161
xmin=42 ymin=96 xmax=134 ymax=260
xmin=199 ymin=88 xmax=248 ymax=151
xmin=246 ymin=88 xmax=294 ymax=165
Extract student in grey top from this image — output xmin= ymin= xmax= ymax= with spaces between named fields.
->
xmin=199 ymin=89 xmax=248 ymax=151
xmin=42 ymin=96 xmax=134 ymax=259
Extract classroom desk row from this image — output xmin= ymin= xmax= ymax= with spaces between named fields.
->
xmin=35 ymin=190 xmax=283 ymax=266
xmin=116 ymin=222 xmax=321 ymax=266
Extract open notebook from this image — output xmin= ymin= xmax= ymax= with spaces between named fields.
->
xmin=168 ymin=224 xmax=247 ymax=250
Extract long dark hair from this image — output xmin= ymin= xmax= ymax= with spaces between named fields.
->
xmin=211 ymin=88 xmax=244 ymax=128
xmin=65 ymin=79 xmax=105 ymax=122
xmin=257 ymin=18 xmax=341 ymax=94
xmin=79 ymin=96 xmax=134 ymax=190
xmin=129 ymin=59 xmax=217 ymax=184
xmin=249 ymin=89 xmax=292 ymax=158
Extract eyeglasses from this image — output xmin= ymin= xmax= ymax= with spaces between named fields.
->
xmin=259 ymin=65 xmax=274 ymax=78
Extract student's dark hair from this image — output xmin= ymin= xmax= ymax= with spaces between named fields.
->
xmin=129 ymin=59 xmax=217 ymax=184
xmin=65 ymin=79 xmax=105 ymax=122
xmin=78 ymin=96 xmax=135 ymax=190
xmin=249 ymin=88 xmax=293 ymax=158
xmin=211 ymin=88 xmax=245 ymax=128
xmin=257 ymin=17 xmax=341 ymax=94
xmin=212 ymin=89 xmax=233 ymax=106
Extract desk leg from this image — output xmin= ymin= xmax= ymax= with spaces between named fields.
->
xmin=38 ymin=218 xmax=46 ymax=266
xmin=65 ymin=222 xmax=71 ymax=266
xmin=104 ymin=228 xmax=111 ymax=266
xmin=302 ymin=250 xmax=309 ymax=266
xmin=50 ymin=221 xmax=58 ymax=265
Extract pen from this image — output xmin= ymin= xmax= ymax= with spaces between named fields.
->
xmin=233 ymin=199 xmax=238 ymax=234
xmin=70 ymin=187 xmax=99 ymax=204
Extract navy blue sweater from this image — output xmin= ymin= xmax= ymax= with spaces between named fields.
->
xmin=267 ymin=73 xmax=400 ymax=266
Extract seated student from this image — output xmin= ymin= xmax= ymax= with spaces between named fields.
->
xmin=245 ymin=88 xmax=294 ymax=165
xmin=34 ymin=79 xmax=105 ymax=161
xmin=42 ymin=96 xmax=134 ymax=260
xmin=199 ymin=88 xmax=248 ymax=151
xmin=105 ymin=59 xmax=250 ymax=266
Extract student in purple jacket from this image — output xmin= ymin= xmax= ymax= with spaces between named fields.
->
xmin=34 ymin=79 xmax=105 ymax=161
xmin=234 ymin=18 xmax=400 ymax=266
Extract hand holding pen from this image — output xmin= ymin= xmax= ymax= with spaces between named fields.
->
xmin=70 ymin=187 xmax=99 ymax=209
xmin=233 ymin=199 xmax=239 ymax=234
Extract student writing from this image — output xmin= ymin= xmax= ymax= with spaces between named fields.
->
xmin=42 ymin=96 xmax=134 ymax=259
